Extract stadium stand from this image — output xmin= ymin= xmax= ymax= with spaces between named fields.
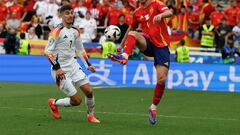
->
xmin=0 ymin=0 xmax=239 ymax=63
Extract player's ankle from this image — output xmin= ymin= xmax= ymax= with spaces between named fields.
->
xmin=150 ymin=104 xmax=157 ymax=110
xmin=121 ymin=53 xmax=129 ymax=59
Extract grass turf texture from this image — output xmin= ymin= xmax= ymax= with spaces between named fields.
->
xmin=0 ymin=82 xmax=239 ymax=135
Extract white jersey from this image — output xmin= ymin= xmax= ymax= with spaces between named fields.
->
xmin=44 ymin=24 xmax=89 ymax=71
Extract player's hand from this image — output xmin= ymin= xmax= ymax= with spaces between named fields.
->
xmin=153 ymin=14 xmax=162 ymax=24
xmin=56 ymin=68 xmax=66 ymax=80
xmin=88 ymin=66 xmax=96 ymax=73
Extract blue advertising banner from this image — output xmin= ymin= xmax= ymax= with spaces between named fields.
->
xmin=0 ymin=55 xmax=240 ymax=92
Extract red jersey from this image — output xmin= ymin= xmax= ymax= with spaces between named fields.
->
xmin=8 ymin=4 xmax=24 ymax=19
xmin=0 ymin=5 xmax=8 ymax=22
xmin=131 ymin=0 xmax=170 ymax=47
xmin=225 ymin=7 xmax=239 ymax=26
xmin=237 ymin=11 xmax=240 ymax=21
xmin=200 ymin=3 xmax=215 ymax=23
xmin=107 ymin=10 xmax=120 ymax=25
xmin=210 ymin=11 xmax=225 ymax=27
xmin=188 ymin=12 xmax=200 ymax=30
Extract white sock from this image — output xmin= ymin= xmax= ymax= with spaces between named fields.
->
xmin=150 ymin=104 xmax=157 ymax=110
xmin=121 ymin=53 xmax=129 ymax=59
xmin=54 ymin=98 xmax=72 ymax=107
xmin=85 ymin=96 xmax=95 ymax=116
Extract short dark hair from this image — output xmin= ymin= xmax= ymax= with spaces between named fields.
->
xmin=59 ymin=4 xmax=72 ymax=13
xmin=118 ymin=14 xmax=125 ymax=18
xmin=20 ymin=33 xmax=25 ymax=39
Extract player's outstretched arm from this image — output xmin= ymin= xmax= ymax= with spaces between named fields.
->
xmin=153 ymin=10 xmax=172 ymax=24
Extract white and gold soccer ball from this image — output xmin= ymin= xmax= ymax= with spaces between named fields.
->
xmin=104 ymin=25 xmax=121 ymax=41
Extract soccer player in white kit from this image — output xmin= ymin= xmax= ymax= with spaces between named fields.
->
xmin=44 ymin=5 xmax=100 ymax=123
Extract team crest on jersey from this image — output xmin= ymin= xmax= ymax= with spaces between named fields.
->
xmin=144 ymin=14 xmax=150 ymax=21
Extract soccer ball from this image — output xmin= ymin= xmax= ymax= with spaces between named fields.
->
xmin=104 ymin=25 xmax=121 ymax=41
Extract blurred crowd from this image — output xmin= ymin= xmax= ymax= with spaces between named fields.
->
xmin=0 ymin=0 xmax=239 ymax=62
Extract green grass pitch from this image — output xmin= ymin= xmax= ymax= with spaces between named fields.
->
xmin=0 ymin=82 xmax=239 ymax=135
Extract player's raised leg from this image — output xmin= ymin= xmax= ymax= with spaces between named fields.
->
xmin=107 ymin=31 xmax=147 ymax=65
xmin=79 ymin=83 xmax=100 ymax=123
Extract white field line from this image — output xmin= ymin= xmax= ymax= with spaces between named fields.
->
xmin=0 ymin=106 xmax=238 ymax=121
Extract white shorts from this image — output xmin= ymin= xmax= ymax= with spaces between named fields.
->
xmin=51 ymin=62 xmax=89 ymax=97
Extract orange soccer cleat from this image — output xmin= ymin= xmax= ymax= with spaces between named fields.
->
xmin=148 ymin=107 xmax=157 ymax=125
xmin=107 ymin=53 xmax=128 ymax=65
xmin=87 ymin=115 xmax=100 ymax=123
xmin=48 ymin=98 xmax=61 ymax=119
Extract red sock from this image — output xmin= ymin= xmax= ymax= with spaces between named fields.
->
xmin=152 ymin=83 xmax=165 ymax=105
xmin=123 ymin=35 xmax=136 ymax=55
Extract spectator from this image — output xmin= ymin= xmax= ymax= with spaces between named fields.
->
xmin=61 ymin=0 xmax=70 ymax=5
xmin=101 ymin=37 xmax=116 ymax=58
xmin=0 ymin=1 xmax=8 ymax=23
xmin=8 ymin=0 xmax=24 ymax=20
xmin=124 ymin=8 xmax=133 ymax=26
xmin=3 ymin=29 xmax=19 ymax=54
xmin=79 ymin=25 xmax=92 ymax=43
xmin=232 ymin=21 xmax=240 ymax=49
xmin=215 ymin=18 xmax=232 ymax=52
xmin=73 ymin=1 xmax=87 ymax=27
xmin=0 ymin=23 xmax=7 ymax=38
xmin=225 ymin=0 xmax=239 ymax=27
xmin=6 ymin=12 xmax=21 ymax=31
xmin=89 ymin=0 xmax=102 ymax=25
xmin=116 ymin=14 xmax=129 ymax=44
xmin=21 ymin=0 xmax=36 ymax=22
xmin=5 ymin=0 xmax=14 ymax=7
xmin=221 ymin=32 xmax=240 ymax=64
xmin=26 ymin=27 xmax=39 ymax=40
xmin=177 ymin=5 xmax=188 ymax=32
xmin=200 ymin=0 xmax=216 ymax=24
xmin=200 ymin=17 xmax=215 ymax=49
xmin=18 ymin=32 xmax=30 ymax=55
xmin=81 ymin=11 xmax=97 ymax=41
xmin=104 ymin=2 xmax=120 ymax=27
xmin=174 ymin=39 xmax=190 ymax=62
xmin=28 ymin=16 xmax=43 ymax=39
xmin=48 ymin=9 xmax=62 ymax=30
xmin=33 ymin=0 xmax=47 ymax=18
xmin=44 ymin=0 xmax=59 ymax=24
xmin=210 ymin=4 xmax=225 ymax=27
xmin=187 ymin=5 xmax=200 ymax=39
xmin=99 ymin=0 xmax=110 ymax=26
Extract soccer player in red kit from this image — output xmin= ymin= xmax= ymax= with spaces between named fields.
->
xmin=107 ymin=0 xmax=172 ymax=125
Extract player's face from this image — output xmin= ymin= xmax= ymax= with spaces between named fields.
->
xmin=61 ymin=9 xmax=74 ymax=24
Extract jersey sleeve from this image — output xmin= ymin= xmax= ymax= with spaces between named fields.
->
xmin=44 ymin=28 xmax=61 ymax=55
xmin=44 ymin=27 xmax=61 ymax=70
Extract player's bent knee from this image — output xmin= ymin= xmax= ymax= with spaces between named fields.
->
xmin=157 ymin=76 xmax=167 ymax=85
xmin=128 ymin=31 xmax=138 ymax=37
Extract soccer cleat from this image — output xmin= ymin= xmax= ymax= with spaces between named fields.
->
xmin=148 ymin=107 xmax=157 ymax=125
xmin=87 ymin=115 xmax=100 ymax=123
xmin=48 ymin=98 xmax=61 ymax=119
xmin=107 ymin=53 xmax=128 ymax=65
